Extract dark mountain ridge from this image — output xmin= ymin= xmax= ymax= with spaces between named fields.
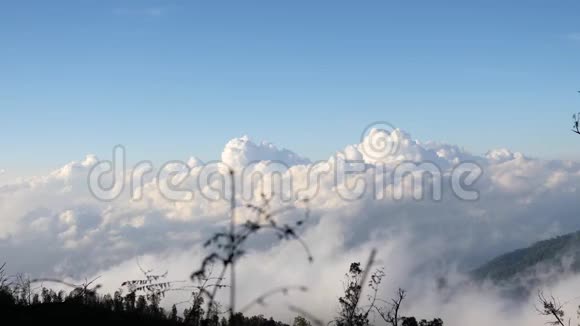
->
xmin=471 ymin=230 xmax=580 ymax=296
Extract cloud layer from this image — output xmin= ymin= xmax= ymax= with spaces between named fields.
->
xmin=2 ymin=130 xmax=580 ymax=325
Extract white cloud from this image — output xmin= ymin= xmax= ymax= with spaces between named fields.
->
xmin=222 ymin=135 xmax=311 ymax=168
xmin=1 ymin=129 xmax=580 ymax=325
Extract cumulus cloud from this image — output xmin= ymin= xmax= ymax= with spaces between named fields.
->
xmin=1 ymin=129 xmax=580 ymax=325
xmin=221 ymin=136 xmax=311 ymax=168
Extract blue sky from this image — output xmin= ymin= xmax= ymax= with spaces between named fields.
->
xmin=1 ymin=0 xmax=580 ymax=176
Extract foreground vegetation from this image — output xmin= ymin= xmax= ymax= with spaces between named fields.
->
xmin=0 ymin=259 xmax=443 ymax=326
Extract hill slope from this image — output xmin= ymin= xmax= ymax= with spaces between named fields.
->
xmin=472 ymin=231 xmax=580 ymax=286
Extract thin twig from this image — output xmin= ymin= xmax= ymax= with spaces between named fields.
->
xmin=239 ymin=285 xmax=308 ymax=313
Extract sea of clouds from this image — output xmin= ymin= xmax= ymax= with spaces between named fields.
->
xmin=2 ymin=129 xmax=580 ymax=325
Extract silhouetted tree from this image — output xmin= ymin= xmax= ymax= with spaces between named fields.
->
xmin=125 ymin=291 xmax=136 ymax=311
xmin=192 ymin=180 xmax=312 ymax=321
xmin=375 ymin=288 xmax=406 ymax=326
xmin=170 ymin=304 xmax=179 ymax=321
xmin=102 ymin=293 xmax=113 ymax=310
xmin=121 ymin=259 xmax=172 ymax=310
xmin=293 ymin=315 xmax=312 ymax=326
xmin=136 ymin=295 xmax=148 ymax=313
xmin=334 ymin=258 xmax=378 ymax=326
xmin=14 ymin=273 xmax=34 ymax=305
xmin=334 ymin=254 xmax=443 ymax=326
xmin=184 ymin=295 xmax=205 ymax=326
xmin=113 ymin=290 xmax=124 ymax=312
xmin=0 ymin=263 xmax=14 ymax=306
xmin=537 ymin=291 xmax=568 ymax=326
